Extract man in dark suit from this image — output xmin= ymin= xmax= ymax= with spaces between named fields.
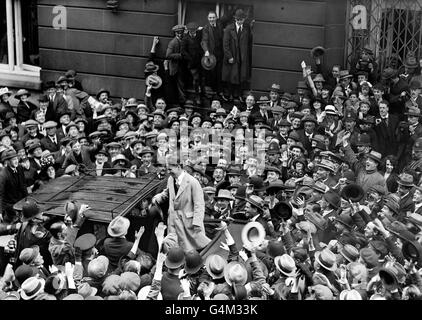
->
xmin=30 ymin=95 xmax=56 ymax=122
xmin=0 ymin=150 xmax=28 ymax=223
xmin=222 ymin=9 xmax=253 ymax=100
xmin=40 ymin=121 xmax=60 ymax=153
xmin=166 ymin=24 xmax=186 ymax=104
xmin=296 ymin=115 xmax=318 ymax=156
xmin=251 ymin=96 xmax=273 ymax=126
xmin=373 ymin=100 xmax=399 ymax=157
xmin=201 ymin=11 xmax=224 ymax=97
xmin=397 ymin=173 xmax=415 ymax=222
xmin=44 ymin=81 xmax=68 ymax=122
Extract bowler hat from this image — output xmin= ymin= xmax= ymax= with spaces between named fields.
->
xmin=165 ymin=246 xmax=185 ymax=269
xmin=22 ymin=200 xmax=41 ymax=220
xmin=340 ymin=183 xmax=365 ymax=202
xmin=184 ymin=250 xmax=204 ymax=275
xmin=315 ymin=249 xmax=337 ymax=271
xmin=224 ymin=261 xmax=248 ymax=286
xmin=334 ymin=213 xmax=354 ymax=229
xmin=107 ymin=216 xmax=130 ymax=237
xmin=266 ymin=180 xmax=285 ymax=194
xmin=311 ymin=46 xmax=326 ymax=58
xmin=268 ymin=83 xmax=281 ymax=93
xmin=323 ymin=191 xmax=341 ymax=209
xmin=274 ymin=254 xmax=296 ymax=277
xmin=271 ymin=201 xmax=292 ymax=221
xmin=14 ymin=265 xmax=37 ymax=287
xmin=205 ymin=254 xmax=227 ymax=279
xmin=201 ymin=54 xmax=217 ymax=70
xmin=402 ymin=240 xmax=422 ymax=265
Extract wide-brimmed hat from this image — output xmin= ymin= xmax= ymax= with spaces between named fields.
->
xmin=274 ymin=254 xmax=296 ymax=277
xmin=241 ymin=221 xmax=266 ymax=248
xmin=184 ymin=250 xmax=204 ymax=275
xmin=224 ymin=261 xmax=248 ymax=286
xmin=315 ymin=249 xmax=337 ymax=271
xmin=289 ymin=142 xmax=306 ymax=153
xmin=214 ymin=189 xmax=234 ymax=201
xmin=324 ymin=105 xmax=338 ymax=116
xmin=1 ymin=150 xmax=18 ymax=162
xmin=386 ymin=221 xmax=416 ymax=243
xmin=15 ymin=89 xmax=31 ymax=99
xmin=366 ymin=150 xmax=382 ymax=163
xmin=334 ymin=213 xmax=354 ymax=229
xmin=402 ymin=241 xmax=422 ymax=265
xmin=107 ymin=216 xmax=130 ymax=237
xmin=266 ymin=180 xmax=285 ymax=194
xmin=205 ymin=254 xmax=227 ymax=279
xmin=201 ymin=54 xmax=217 ymax=70
xmin=165 ymin=246 xmax=185 ymax=269
xmin=397 ymin=172 xmax=414 ymax=187
xmin=144 ymin=61 xmax=159 ymax=73
xmin=0 ymin=87 xmax=12 ymax=97
xmin=146 ymin=74 xmax=162 ymax=89
xmin=19 ymin=277 xmax=45 ymax=300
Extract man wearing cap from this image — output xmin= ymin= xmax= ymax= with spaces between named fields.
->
xmin=397 ymin=106 xmax=422 ymax=168
xmin=222 ymin=9 xmax=253 ymax=101
xmin=182 ymin=22 xmax=203 ymax=104
xmin=405 ymin=80 xmax=422 ymax=110
xmin=40 ymin=121 xmax=60 ymax=153
xmin=166 ymin=24 xmax=186 ymax=104
xmin=137 ymin=147 xmax=159 ymax=177
xmin=383 ymin=67 xmax=409 ymax=115
xmin=244 ymin=195 xmax=275 ymax=237
xmin=21 ymin=119 xmax=44 ymax=146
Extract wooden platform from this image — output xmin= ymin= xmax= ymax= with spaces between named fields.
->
xmin=13 ymin=175 xmax=164 ymax=224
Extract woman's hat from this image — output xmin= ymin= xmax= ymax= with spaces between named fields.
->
xmin=205 ymin=254 xmax=227 ymax=279
xmin=107 ymin=216 xmax=130 ymax=237
xmin=0 ymin=87 xmax=13 ymax=97
xmin=340 ymin=244 xmax=360 ymax=263
xmin=274 ymin=254 xmax=297 ymax=277
xmin=224 ymin=261 xmax=248 ymax=286
xmin=15 ymin=89 xmax=31 ymax=99
xmin=18 ymin=276 xmax=45 ymax=300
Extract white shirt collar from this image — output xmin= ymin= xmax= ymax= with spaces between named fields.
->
xmin=250 ymin=214 xmax=260 ymax=222
xmin=177 ymin=170 xmax=186 ymax=186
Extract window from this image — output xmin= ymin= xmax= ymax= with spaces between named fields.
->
xmin=0 ymin=0 xmax=41 ymax=89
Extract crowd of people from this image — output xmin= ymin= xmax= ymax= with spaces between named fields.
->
xmin=0 ymin=8 xmax=422 ymax=301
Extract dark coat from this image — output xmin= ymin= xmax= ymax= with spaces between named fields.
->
xmin=0 ymin=102 xmax=14 ymax=121
xmin=373 ymin=114 xmax=400 ymax=157
xmin=166 ymin=36 xmax=183 ymax=76
xmin=16 ymin=101 xmax=38 ymax=124
xmin=222 ymin=23 xmax=252 ymax=84
xmin=385 ymin=172 xmax=399 ymax=193
xmin=398 ymin=192 xmax=415 ymax=222
xmin=62 ymin=145 xmax=97 ymax=171
xmin=41 ymin=135 xmax=60 ymax=153
xmin=0 ymin=166 xmax=28 ymax=214
xmin=181 ymin=31 xmax=203 ymax=69
xmin=49 ymin=93 xmax=69 ymax=121
xmin=201 ymin=21 xmax=224 ymax=59
xmin=102 ymin=237 xmax=134 ymax=271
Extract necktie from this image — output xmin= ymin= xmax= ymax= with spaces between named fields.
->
xmin=52 ymin=136 xmax=56 ymax=144
xmin=174 ymin=179 xmax=179 ymax=194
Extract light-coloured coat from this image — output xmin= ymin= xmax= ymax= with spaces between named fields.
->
xmin=155 ymin=171 xmax=211 ymax=252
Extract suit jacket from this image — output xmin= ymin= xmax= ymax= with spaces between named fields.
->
xmin=155 ymin=171 xmax=210 ymax=251
xmin=62 ymin=145 xmax=97 ymax=172
xmin=0 ymin=166 xmax=28 ymax=214
xmin=222 ymin=22 xmax=253 ymax=84
xmin=398 ymin=192 xmax=415 ymax=222
xmin=50 ymin=93 xmax=69 ymax=121
xmin=201 ymin=21 xmax=224 ymax=59
xmin=41 ymin=135 xmax=60 ymax=153
xmin=102 ymin=237 xmax=134 ymax=271
xmin=296 ymin=129 xmax=316 ymax=155
xmin=373 ymin=114 xmax=399 ymax=157
xmin=166 ymin=36 xmax=183 ymax=76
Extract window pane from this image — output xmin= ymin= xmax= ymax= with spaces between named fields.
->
xmin=22 ymin=0 xmax=39 ymax=65
xmin=0 ymin=0 xmax=8 ymax=64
